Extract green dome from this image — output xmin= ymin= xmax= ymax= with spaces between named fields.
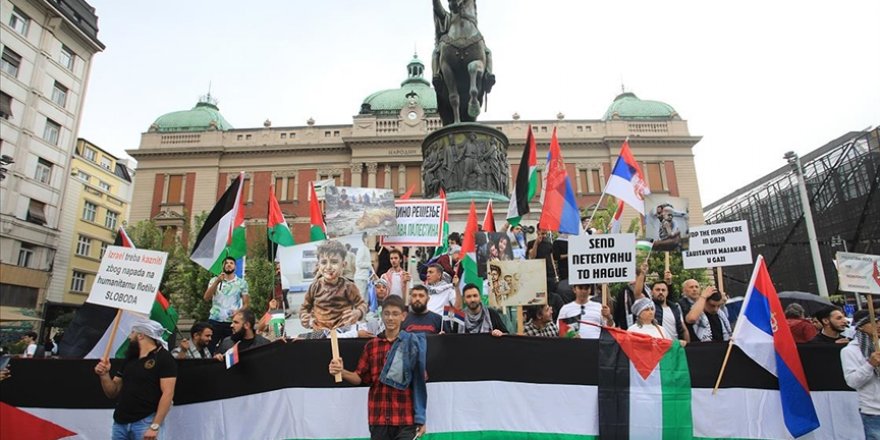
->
xmin=360 ymin=54 xmax=437 ymax=115
xmin=602 ymin=92 xmax=679 ymax=121
xmin=150 ymin=95 xmax=233 ymax=132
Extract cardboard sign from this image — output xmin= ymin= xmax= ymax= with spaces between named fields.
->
xmin=644 ymin=194 xmax=690 ymax=251
xmin=324 ymin=186 xmax=397 ymax=237
xmin=277 ymin=234 xmax=365 ymax=287
xmin=86 ymin=246 xmax=169 ymax=315
xmin=836 ymin=252 xmax=880 ymax=295
xmin=380 ymin=199 xmax=445 ymax=247
xmin=683 ymin=221 xmax=753 ymax=269
xmin=487 ymin=260 xmax=547 ymax=308
xmin=568 ymin=233 xmax=636 ymax=284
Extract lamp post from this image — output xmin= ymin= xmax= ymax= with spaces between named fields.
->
xmin=784 ymin=151 xmax=829 ymax=297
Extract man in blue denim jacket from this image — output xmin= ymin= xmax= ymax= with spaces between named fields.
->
xmin=330 ymin=295 xmax=427 ymax=440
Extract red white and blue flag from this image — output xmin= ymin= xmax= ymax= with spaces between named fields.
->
xmin=732 ymin=255 xmax=820 ymax=438
xmin=443 ymin=305 xmax=465 ymax=328
xmin=605 ymin=140 xmax=650 ymax=215
xmin=224 ymin=343 xmax=240 ymax=369
xmin=538 ymin=128 xmax=581 ymax=235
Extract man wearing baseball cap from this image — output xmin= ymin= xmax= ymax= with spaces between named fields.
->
xmin=94 ymin=319 xmax=177 ymax=440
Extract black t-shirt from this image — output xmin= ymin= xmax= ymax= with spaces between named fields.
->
xmin=527 ymin=239 xmax=556 ymax=278
xmin=402 ymin=311 xmax=443 ymax=334
xmin=811 ymin=332 xmax=845 ymax=344
xmin=552 ymin=239 xmax=569 ymax=281
xmin=678 ymin=297 xmax=698 ymax=341
xmin=706 ymin=313 xmax=724 ymax=342
xmin=113 ymin=348 xmax=177 ymax=423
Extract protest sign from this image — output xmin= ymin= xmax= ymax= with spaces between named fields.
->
xmin=277 ymin=234 xmax=365 ymax=288
xmin=644 ymin=194 xmax=690 ymax=251
xmin=86 ymin=246 xmax=168 ymax=315
xmin=324 ymin=186 xmax=397 ymax=236
xmin=683 ymin=220 xmax=752 ymax=269
xmin=380 ymin=199 xmax=445 ymax=247
xmin=487 ymin=260 xmax=547 ymax=308
xmin=836 ymin=252 xmax=880 ymax=295
xmin=568 ymin=233 xmax=636 ymax=284
xmin=475 ymin=232 xmax=518 ymax=277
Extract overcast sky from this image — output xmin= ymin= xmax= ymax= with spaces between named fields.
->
xmin=79 ymin=0 xmax=880 ymax=206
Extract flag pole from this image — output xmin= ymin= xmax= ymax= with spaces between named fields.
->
xmin=102 ymin=309 xmax=123 ymax=361
xmin=713 ymin=339 xmax=735 ymax=395
xmin=716 ymin=267 xmax=725 ymax=293
xmin=585 ymin=190 xmax=608 ymax=232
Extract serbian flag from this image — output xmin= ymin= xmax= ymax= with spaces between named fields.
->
xmin=538 ymin=128 xmax=580 ymax=235
xmin=605 ymin=140 xmax=650 ymax=215
xmin=598 ymin=327 xmax=693 ymax=439
xmin=268 ymin=184 xmax=295 ymax=246
xmin=506 ymin=125 xmax=538 ymax=226
xmin=309 ymin=181 xmax=327 ymax=241
xmin=608 ymin=200 xmax=625 ymax=233
xmin=443 ymin=305 xmax=465 ymax=329
xmin=482 ymin=200 xmax=496 ymax=232
xmin=732 ymin=255 xmax=820 ymax=438
xmin=191 ymin=172 xmax=247 ymax=274
xmin=224 ymin=343 xmax=240 ymax=369
xmin=460 ymin=202 xmax=483 ymax=298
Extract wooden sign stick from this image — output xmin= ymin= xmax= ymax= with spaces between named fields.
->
xmin=664 ymin=251 xmax=670 ymax=273
xmin=330 ymin=329 xmax=342 ymax=383
xmin=102 ymin=309 xmax=123 ymax=362
xmin=517 ymin=305 xmax=524 ymax=336
xmin=716 ymin=267 xmax=725 ymax=293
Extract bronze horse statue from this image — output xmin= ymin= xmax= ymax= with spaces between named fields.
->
xmin=432 ymin=0 xmax=495 ymax=126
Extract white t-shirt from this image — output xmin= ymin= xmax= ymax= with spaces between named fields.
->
xmin=629 ymin=323 xmax=671 ymax=340
xmin=25 ymin=343 xmax=37 ymax=357
xmin=386 ymin=270 xmax=406 ymax=298
xmin=661 ymin=305 xmax=677 ymax=340
xmin=558 ymin=300 xmax=604 ymax=339
xmin=426 ymin=281 xmax=457 ymax=315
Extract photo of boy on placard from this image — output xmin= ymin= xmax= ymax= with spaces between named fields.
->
xmin=487 ymin=260 xmax=547 ymax=308
xmin=644 ymin=194 xmax=690 ymax=252
xmin=298 ymin=239 xmax=367 ymax=331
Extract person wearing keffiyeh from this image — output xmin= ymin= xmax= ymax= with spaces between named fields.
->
xmin=840 ymin=309 xmax=880 ymax=439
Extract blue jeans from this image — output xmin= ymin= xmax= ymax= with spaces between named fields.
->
xmin=112 ymin=414 xmax=164 ymax=440
xmin=864 ymin=412 xmax=880 ymax=440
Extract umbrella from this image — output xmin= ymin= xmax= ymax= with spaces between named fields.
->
xmin=778 ymin=291 xmax=835 ymax=317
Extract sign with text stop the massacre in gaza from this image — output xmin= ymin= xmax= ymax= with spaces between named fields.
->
xmin=568 ymin=233 xmax=636 ymax=284
xmin=380 ymin=199 xmax=445 ymax=247
xmin=86 ymin=246 xmax=169 ymax=315
xmin=683 ymin=220 xmax=753 ymax=269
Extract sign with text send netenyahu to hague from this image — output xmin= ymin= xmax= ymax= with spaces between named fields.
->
xmin=568 ymin=233 xmax=636 ymax=284
xmin=836 ymin=252 xmax=880 ymax=295
xmin=683 ymin=220 xmax=753 ymax=269
xmin=86 ymin=246 xmax=169 ymax=315
xmin=380 ymin=199 xmax=445 ymax=247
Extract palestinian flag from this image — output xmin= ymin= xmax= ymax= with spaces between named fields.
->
xmin=191 ymin=172 xmax=247 ymax=274
xmin=4 ymin=337 xmax=859 ymax=439
xmin=507 ymin=125 xmax=538 ymax=226
xmin=598 ymin=326 xmax=692 ymax=440
xmin=460 ymin=201 xmax=483 ymax=299
xmin=432 ymin=188 xmax=450 ymax=258
xmin=309 ymin=181 xmax=327 ymax=241
xmin=268 ymin=184 xmax=295 ymax=246
xmin=482 ymin=200 xmax=496 ymax=233
xmin=58 ymin=228 xmax=178 ymax=359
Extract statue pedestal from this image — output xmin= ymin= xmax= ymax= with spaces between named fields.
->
xmin=421 ymin=123 xmax=510 ymax=203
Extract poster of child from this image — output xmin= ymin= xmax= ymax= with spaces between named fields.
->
xmin=298 ymin=239 xmax=367 ymax=331
xmin=476 ymin=231 xmax=518 ymax=278
xmin=487 ymin=260 xmax=547 ymax=308
xmin=644 ymin=194 xmax=690 ymax=252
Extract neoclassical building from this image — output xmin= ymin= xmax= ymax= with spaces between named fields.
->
xmin=127 ymin=55 xmax=704 ymax=245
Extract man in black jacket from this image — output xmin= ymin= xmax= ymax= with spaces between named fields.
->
xmin=448 ymin=284 xmax=507 ymax=336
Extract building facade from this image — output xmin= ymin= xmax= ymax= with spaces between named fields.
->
xmin=0 ymin=0 xmax=103 ymax=320
xmin=45 ymin=138 xmax=132 ymax=314
xmin=704 ymin=128 xmax=880 ymax=296
xmin=127 ymin=55 xmax=705 ymax=248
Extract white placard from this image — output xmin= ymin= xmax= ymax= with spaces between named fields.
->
xmin=568 ymin=233 xmax=636 ymax=284
xmin=836 ymin=252 xmax=880 ymax=295
xmin=682 ymin=220 xmax=753 ymax=269
xmin=86 ymin=246 xmax=169 ymax=315
xmin=381 ymin=199 xmax=445 ymax=247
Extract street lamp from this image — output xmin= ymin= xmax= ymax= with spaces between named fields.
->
xmin=784 ymin=151 xmax=829 ymax=297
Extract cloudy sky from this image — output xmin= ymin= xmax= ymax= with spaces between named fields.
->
xmin=79 ymin=0 xmax=880 ymax=205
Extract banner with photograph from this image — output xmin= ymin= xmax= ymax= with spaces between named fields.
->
xmin=682 ymin=220 xmax=753 ymax=269
xmin=381 ymin=199 xmax=445 ymax=247
xmin=324 ymin=186 xmax=397 ymax=237
xmin=486 ymin=260 xmax=547 ymax=308
xmin=277 ymin=234 xmax=366 ymax=288
xmin=836 ymin=252 xmax=880 ymax=295
xmin=644 ymin=194 xmax=690 ymax=252
xmin=475 ymin=232 xmax=520 ymax=278
xmin=311 ymin=179 xmax=336 ymax=201
xmin=86 ymin=246 xmax=168 ymax=315
xmin=568 ymin=233 xmax=636 ymax=284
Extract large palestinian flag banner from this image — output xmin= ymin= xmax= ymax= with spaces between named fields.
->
xmin=1 ymin=336 xmax=862 ymax=439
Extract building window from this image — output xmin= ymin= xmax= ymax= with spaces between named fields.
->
xmin=82 ymin=201 xmax=97 ymax=222
xmin=35 ymin=158 xmax=52 ymax=184
xmin=60 ymin=45 xmax=75 ymax=70
xmin=105 ymin=210 xmax=118 ymax=230
xmin=245 ymin=134 xmax=252 ymax=140
xmin=51 ymin=82 xmax=68 ymax=107
xmin=17 ymin=243 xmax=34 ymax=267
xmin=8 ymin=7 xmax=29 ymax=36
xmin=26 ymin=199 xmax=47 ymax=225
xmin=83 ymin=147 xmax=96 ymax=162
xmin=274 ymin=177 xmax=284 ymax=199
xmin=646 ymin=162 xmax=665 ymax=192
xmin=0 ymin=283 xmax=38 ymax=308
xmin=242 ymin=178 xmax=252 ymax=202
xmin=100 ymin=156 xmax=113 ymax=170
xmin=76 ymin=235 xmax=92 ymax=256
xmin=280 ymin=133 xmax=286 ymax=139
xmin=43 ymin=119 xmax=61 ymax=145
xmin=100 ymin=241 xmax=108 ymax=258
xmin=77 ymin=170 xmax=91 ymax=182
xmin=166 ymin=174 xmax=183 ymax=203
xmin=71 ymin=271 xmax=87 ymax=292
xmin=99 ymin=180 xmax=111 ymax=191
xmin=0 ymin=91 xmax=12 ymax=119
xmin=1 ymin=48 xmax=22 ymax=77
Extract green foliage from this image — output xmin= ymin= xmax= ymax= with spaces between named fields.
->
xmin=627 ymin=218 xmax=642 ymax=235
xmin=244 ymin=239 xmax=275 ymax=316
xmin=164 ymin=212 xmax=212 ymax=321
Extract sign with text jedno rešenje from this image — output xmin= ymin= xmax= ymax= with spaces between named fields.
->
xmin=568 ymin=233 xmax=636 ymax=284
xmin=682 ymin=220 xmax=753 ymax=269
xmin=86 ymin=246 xmax=169 ymax=315
xmin=380 ymin=199 xmax=445 ymax=247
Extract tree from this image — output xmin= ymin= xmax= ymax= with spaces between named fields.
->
xmin=244 ymin=237 xmax=275 ymax=316
xmin=164 ymin=212 xmax=212 ymax=320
